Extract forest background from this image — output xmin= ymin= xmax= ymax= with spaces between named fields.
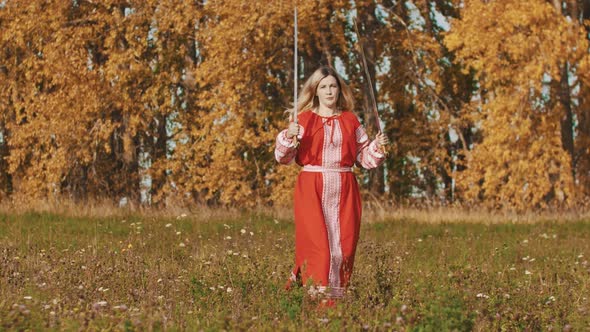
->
xmin=0 ymin=0 xmax=589 ymax=212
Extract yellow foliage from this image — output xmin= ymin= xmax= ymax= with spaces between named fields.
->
xmin=446 ymin=0 xmax=588 ymax=209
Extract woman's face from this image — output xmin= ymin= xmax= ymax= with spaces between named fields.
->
xmin=316 ymin=75 xmax=340 ymax=109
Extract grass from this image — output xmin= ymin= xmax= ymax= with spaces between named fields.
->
xmin=1 ymin=210 xmax=589 ymax=331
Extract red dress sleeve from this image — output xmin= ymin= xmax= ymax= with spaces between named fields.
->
xmin=354 ymin=118 xmax=385 ymax=169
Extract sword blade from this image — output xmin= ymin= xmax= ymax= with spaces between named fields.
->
xmin=353 ymin=18 xmax=382 ymax=134
xmin=293 ymin=6 xmax=298 ymax=124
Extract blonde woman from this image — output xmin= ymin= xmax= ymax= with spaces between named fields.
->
xmin=275 ymin=66 xmax=389 ymax=305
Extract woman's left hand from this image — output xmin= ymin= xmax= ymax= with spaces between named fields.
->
xmin=376 ymin=132 xmax=390 ymax=152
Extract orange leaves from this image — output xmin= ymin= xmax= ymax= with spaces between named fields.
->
xmin=445 ymin=0 xmax=587 ymax=209
xmin=0 ymin=0 xmax=589 ymax=209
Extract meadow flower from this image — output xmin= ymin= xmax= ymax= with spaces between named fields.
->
xmin=476 ymin=293 xmax=489 ymax=299
xmin=525 ymin=270 xmax=532 ymax=275
xmin=165 ymin=223 xmax=172 ymax=228
xmin=93 ymin=301 xmax=108 ymax=309
xmin=176 ymin=231 xmax=181 ymax=235
xmin=113 ymin=304 xmax=128 ymax=311
xmin=225 ymin=236 xmax=232 ymax=240
xmin=179 ymin=242 xmax=186 ymax=247
xmin=226 ymin=287 xmax=233 ymax=293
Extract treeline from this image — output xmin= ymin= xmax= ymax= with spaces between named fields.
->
xmin=0 ymin=0 xmax=589 ymax=210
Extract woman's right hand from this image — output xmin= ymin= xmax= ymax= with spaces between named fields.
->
xmin=287 ymin=122 xmax=300 ymax=139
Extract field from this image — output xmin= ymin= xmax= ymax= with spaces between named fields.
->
xmin=1 ymin=210 xmax=589 ymax=331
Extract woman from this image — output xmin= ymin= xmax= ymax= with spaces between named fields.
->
xmin=275 ymin=66 xmax=389 ymax=302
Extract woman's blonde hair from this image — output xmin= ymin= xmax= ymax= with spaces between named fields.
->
xmin=291 ymin=66 xmax=355 ymax=117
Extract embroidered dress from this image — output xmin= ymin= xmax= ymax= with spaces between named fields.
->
xmin=275 ymin=110 xmax=385 ymax=298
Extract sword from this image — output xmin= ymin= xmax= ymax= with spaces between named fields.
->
xmin=353 ymin=18 xmax=383 ymax=135
xmin=293 ymin=6 xmax=299 ymax=146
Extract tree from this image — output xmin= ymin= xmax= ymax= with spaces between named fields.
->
xmin=445 ymin=0 xmax=588 ymax=209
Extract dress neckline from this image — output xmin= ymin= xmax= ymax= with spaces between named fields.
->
xmin=311 ymin=110 xmax=343 ymax=119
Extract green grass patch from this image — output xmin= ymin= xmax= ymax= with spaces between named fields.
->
xmin=0 ymin=212 xmax=589 ymax=330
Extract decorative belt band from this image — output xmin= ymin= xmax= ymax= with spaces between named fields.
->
xmin=302 ymin=165 xmax=352 ymax=173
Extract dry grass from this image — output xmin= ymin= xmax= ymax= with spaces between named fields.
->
xmin=363 ymin=204 xmax=590 ymax=224
xmin=2 ymin=199 xmax=589 ymax=225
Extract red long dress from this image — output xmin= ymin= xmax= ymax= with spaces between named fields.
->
xmin=275 ymin=110 xmax=385 ymax=298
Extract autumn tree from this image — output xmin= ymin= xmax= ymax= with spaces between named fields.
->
xmin=445 ymin=0 xmax=589 ymax=209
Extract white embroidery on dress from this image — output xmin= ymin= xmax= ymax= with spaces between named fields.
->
xmin=321 ymin=119 xmax=343 ymax=293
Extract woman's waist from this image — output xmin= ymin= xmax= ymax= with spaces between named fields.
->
xmin=301 ymin=165 xmax=353 ymax=173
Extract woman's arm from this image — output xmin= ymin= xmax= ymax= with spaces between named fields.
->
xmin=274 ymin=123 xmax=304 ymax=164
xmin=355 ymin=125 xmax=386 ymax=169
